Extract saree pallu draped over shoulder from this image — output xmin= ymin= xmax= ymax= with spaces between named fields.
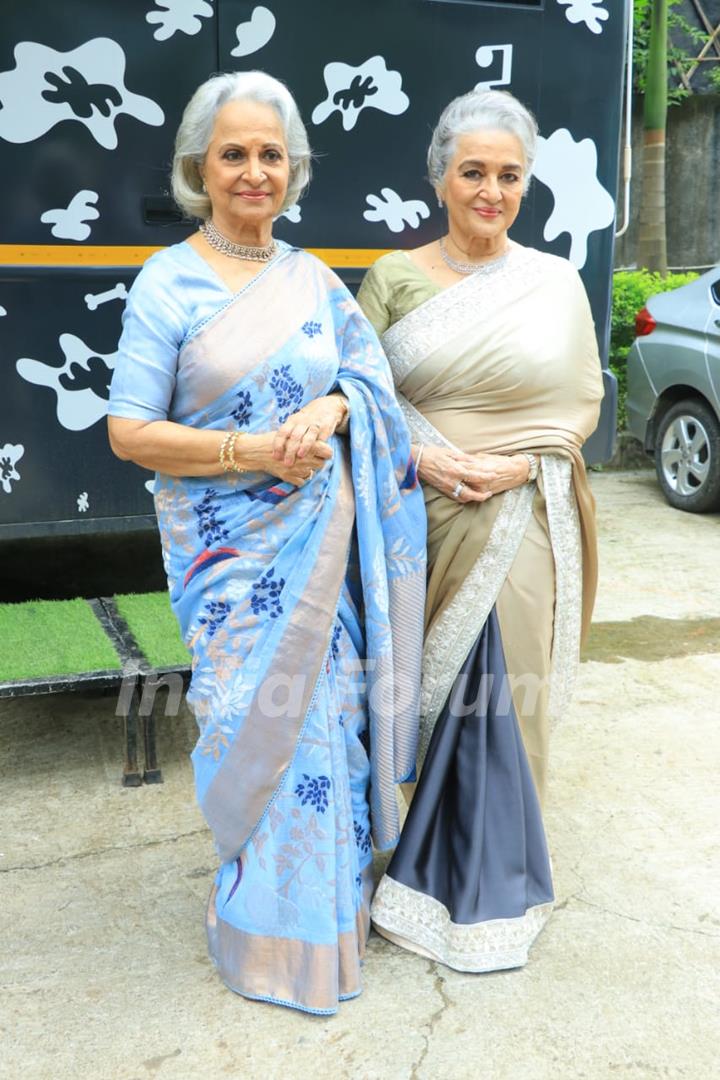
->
xmin=152 ymin=249 xmax=426 ymax=1014
xmin=364 ymin=245 xmax=603 ymax=972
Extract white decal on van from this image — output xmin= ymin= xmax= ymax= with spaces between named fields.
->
xmin=557 ymin=0 xmax=609 ymax=35
xmin=475 ymin=44 xmax=513 ymax=91
xmin=230 ymin=6 xmax=276 ymax=57
xmin=77 ymin=491 xmax=90 ymax=512
xmin=0 ymin=444 xmax=23 ymax=495
xmin=278 ymin=204 xmax=301 ymax=223
xmin=0 ymin=39 xmax=164 ymax=150
xmin=145 ymin=479 xmax=156 ymax=495
xmin=146 ymin=0 xmax=213 ymax=42
xmin=534 ymin=128 xmax=615 ymax=268
xmin=363 ymin=189 xmax=430 ymax=234
xmin=85 ymin=283 xmax=128 ymax=310
xmin=40 ymin=190 xmax=99 ymax=241
xmin=17 ymin=335 xmax=117 ymax=431
xmin=0 ymin=306 xmax=6 ymax=317
xmin=312 ymin=56 xmax=409 ymax=132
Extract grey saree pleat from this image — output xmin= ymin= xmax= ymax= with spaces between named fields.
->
xmin=372 ymin=607 xmax=554 ymax=971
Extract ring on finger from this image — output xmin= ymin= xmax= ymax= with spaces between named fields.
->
xmin=451 ymin=481 xmax=464 ymax=499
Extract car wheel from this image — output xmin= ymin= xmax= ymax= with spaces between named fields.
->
xmin=654 ymin=398 xmax=720 ymax=513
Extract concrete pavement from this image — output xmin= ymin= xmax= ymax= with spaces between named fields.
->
xmin=1 ymin=469 xmax=718 ymax=1080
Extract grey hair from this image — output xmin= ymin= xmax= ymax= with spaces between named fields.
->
xmin=427 ymin=89 xmax=538 ymax=195
xmin=171 ymin=70 xmax=312 ymax=219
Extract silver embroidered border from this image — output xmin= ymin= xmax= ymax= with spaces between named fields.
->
xmin=542 ymin=455 xmax=583 ymax=723
xmin=397 ymin=393 xmax=453 ymax=449
xmin=419 ymin=481 xmax=536 ymax=763
xmin=381 ymin=246 xmax=545 ymax=385
xmin=371 ymin=875 xmax=553 ymax=973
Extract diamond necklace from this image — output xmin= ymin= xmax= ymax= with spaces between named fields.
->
xmin=200 ymin=218 xmax=277 ymax=262
xmin=439 ymin=235 xmax=509 ymax=276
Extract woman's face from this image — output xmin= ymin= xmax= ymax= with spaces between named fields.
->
xmin=439 ymin=128 xmax=525 ymax=245
xmin=201 ymin=98 xmax=290 ymax=233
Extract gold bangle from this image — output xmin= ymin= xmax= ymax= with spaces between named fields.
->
xmin=219 ymin=431 xmax=247 ymax=474
xmin=219 ymin=431 xmax=234 ymax=472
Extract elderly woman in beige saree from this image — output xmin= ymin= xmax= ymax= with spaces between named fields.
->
xmin=358 ymin=89 xmax=603 ymax=972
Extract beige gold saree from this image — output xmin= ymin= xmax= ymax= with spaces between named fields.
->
xmin=358 ymin=244 xmax=603 ymax=972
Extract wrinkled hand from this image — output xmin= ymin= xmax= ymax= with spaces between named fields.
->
xmin=272 ymin=394 xmax=347 ymax=467
xmin=419 ymin=446 xmax=529 ymax=502
xmin=464 ymin=452 xmax=530 ymax=496
xmin=241 ymin=432 xmax=332 ymax=487
xmin=418 ymin=446 xmax=493 ymax=503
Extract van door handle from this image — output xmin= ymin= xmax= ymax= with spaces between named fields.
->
xmin=142 ymin=195 xmax=184 ymax=226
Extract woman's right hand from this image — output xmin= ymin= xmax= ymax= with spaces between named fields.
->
xmin=237 ymin=432 xmax=333 ymax=487
xmin=418 ymin=445 xmax=494 ymax=503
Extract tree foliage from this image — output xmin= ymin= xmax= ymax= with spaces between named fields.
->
xmin=633 ymin=0 xmax=718 ymax=104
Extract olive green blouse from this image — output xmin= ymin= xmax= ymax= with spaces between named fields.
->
xmin=356 ymin=250 xmax=442 ymax=337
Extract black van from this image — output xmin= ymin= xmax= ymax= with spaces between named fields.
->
xmin=0 ymin=0 xmax=629 ymax=591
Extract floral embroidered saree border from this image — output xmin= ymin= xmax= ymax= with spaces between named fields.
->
xmin=419 ymin=482 xmax=537 ymax=762
xmin=381 ymin=245 xmax=542 ymax=386
xmin=371 ymin=875 xmax=553 ymax=973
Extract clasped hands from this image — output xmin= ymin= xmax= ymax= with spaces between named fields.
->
xmin=264 ymin=394 xmax=348 ymax=486
xmin=418 ymin=444 xmax=531 ymax=503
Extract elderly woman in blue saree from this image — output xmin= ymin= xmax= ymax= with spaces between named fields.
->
xmin=107 ymin=71 xmax=425 ymax=1015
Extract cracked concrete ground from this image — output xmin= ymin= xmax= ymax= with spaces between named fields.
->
xmin=1 ymin=469 xmax=718 ymax=1080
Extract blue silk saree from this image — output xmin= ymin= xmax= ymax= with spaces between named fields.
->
xmin=108 ymin=241 xmax=426 ymax=1014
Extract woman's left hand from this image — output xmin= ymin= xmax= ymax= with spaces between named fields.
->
xmin=272 ymin=394 xmax=348 ymax=466
xmin=462 ymin=453 xmax=531 ymax=496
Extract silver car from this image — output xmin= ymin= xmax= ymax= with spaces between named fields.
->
xmin=626 ymin=266 xmax=720 ymax=513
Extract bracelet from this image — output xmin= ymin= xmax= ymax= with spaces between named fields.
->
xmin=219 ymin=431 xmax=247 ymax=474
xmin=521 ymin=452 xmax=539 ymax=482
xmin=414 ymin=443 xmax=425 ymax=475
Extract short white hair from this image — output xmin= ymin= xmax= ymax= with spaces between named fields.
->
xmin=427 ymin=89 xmax=538 ymax=195
xmin=171 ymin=71 xmax=312 ymax=219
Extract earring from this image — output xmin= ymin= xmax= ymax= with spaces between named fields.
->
xmin=201 ymin=179 xmax=207 ymax=193
xmin=437 ymin=195 xmax=443 ymax=208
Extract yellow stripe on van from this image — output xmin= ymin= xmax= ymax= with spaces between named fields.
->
xmin=0 ymin=245 xmax=391 ymax=268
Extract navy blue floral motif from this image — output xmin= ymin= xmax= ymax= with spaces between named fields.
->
xmin=198 ymin=599 xmax=231 ymax=639
xmin=270 ymin=364 xmax=304 ymax=423
xmin=330 ymin=621 xmax=342 ymax=661
xmin=302 ymin=320 xmax=322 ymax=339
xmin=354 ymin=820 xmax=371 ymax=855
xmin=294 ymin=774 xmax=331 ymax=813
xmin=230 ymin=388 xmax=253 ymax=428
xmin=195 ymin=488 xmax=230 ymax=548
xmin=250 ymin=566 xmax=285 ymax=618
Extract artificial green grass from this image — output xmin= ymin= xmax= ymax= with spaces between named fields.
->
xmin=0 ymin=599 xmax=122 ymax=682
xmin=114 ymin=592 xmax=190 ymax=669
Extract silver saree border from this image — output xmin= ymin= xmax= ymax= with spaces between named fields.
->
xmin=542 ymin=455 xmax=583 ymax=723
xmin=419 ymin=482 xmax=536 ymax=763
xmin=371 ymin=875 xmax=553 ymax=973
xmin=381 ymin=245 xmax=543 ymax=386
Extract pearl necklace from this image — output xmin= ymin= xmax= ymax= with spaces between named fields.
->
xmin=200 ymin=218 xmax=277 ymax=262
xmin=439 ymin=236 xmax=509 ymax=276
